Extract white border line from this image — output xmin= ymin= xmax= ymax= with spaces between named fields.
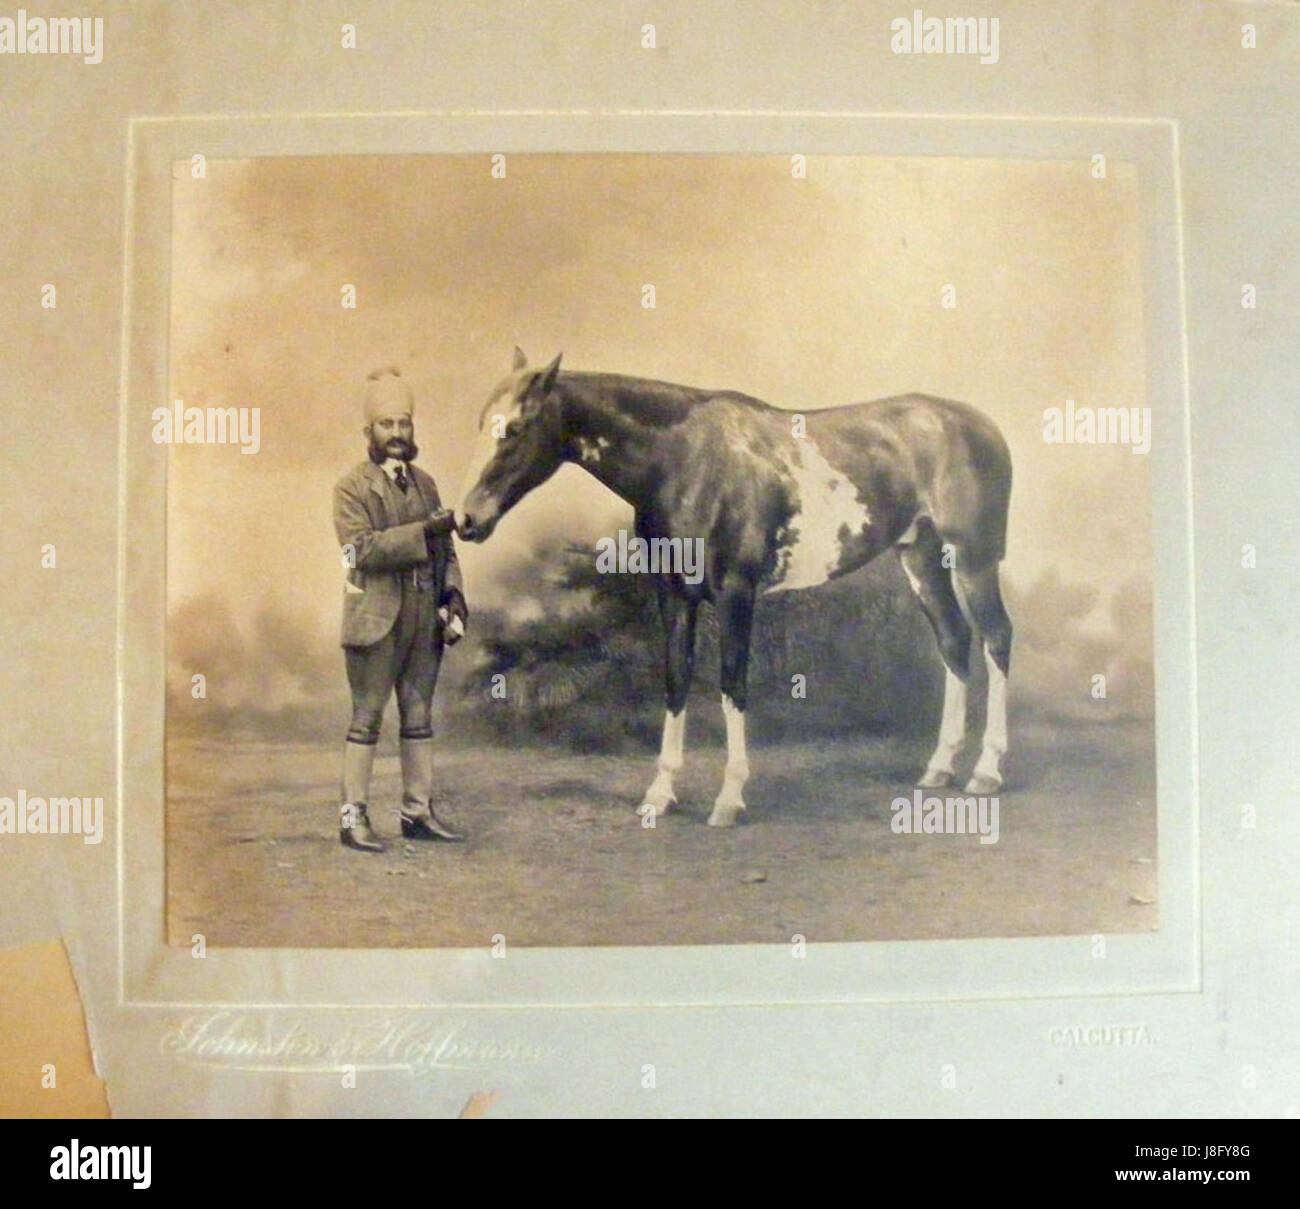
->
xmin=115 ymin=115 xmax=137 ymax=1007
xmin=124 ymin=108 xmax=1180 ymax=124
xmin=1169 ymin=119 xmax=1201 ymax=987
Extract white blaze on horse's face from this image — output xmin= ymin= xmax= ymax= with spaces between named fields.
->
xmin=455 ymin=371 xmax=527 ymax=537
xmin=456 ymin=350 xmax=565 ymax=542
xmin=764 ymin=436 xmax=873 ymax=594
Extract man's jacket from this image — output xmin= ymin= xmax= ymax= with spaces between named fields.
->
xmin=333 ymin=460 xmax=464 ymax=649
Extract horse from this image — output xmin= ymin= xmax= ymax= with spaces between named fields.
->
xmin=455 ymin=348 xmax=1013 ymax=828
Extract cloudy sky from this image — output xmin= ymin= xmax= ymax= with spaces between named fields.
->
xmin=167 ymin=153 xmax=1150 ymax=701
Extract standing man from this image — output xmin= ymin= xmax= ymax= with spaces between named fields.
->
xmin=333 ymin=368 xmax=469 ymax=853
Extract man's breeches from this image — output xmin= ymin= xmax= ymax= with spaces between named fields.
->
xmin=344 ymin=584 xmax=443 ymax=743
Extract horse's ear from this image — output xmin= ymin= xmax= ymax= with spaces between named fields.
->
xmin=540 ymin=352 xmax=563 ymax=394
xmin=512 ymin=346 xmax=527 ymax=371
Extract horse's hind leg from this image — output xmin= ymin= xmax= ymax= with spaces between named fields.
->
xmin=640 ymin=587 xmax=698 ymax=817
xmin=708 ymin=575 xmax=756 ymax=828
xmin=896 ymin=520 xmax=973 ymax=788
xmin=953 ymin=561 xmax=1012 ymax=794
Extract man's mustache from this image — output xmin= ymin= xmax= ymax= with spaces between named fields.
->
xmin=369 ymin=434 xmax=418 ymax=467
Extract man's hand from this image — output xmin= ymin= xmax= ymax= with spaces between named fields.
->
xmin=443 ymin=588 xmax=468 ymax=626
xmin=424 ymin=507 xmax=457 ymax=537
xmin=439 ymin=588 xmax=469 ymax=645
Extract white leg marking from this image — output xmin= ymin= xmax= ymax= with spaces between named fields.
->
xmin=708 ymin=694 xmax=749 ymax=827
xmin=967 ymin=645 xmax=1007 ymax=793
xmin=918 ymin=667 xmax=967 ymax=788
xmin=641 ymin=709 xmax=686 ymax=815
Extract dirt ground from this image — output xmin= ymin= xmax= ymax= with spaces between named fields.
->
xmin=165 ymin=717 xmax=1157 ymax=948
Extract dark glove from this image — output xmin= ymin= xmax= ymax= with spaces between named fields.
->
xmin=424 ymin=509 xmax=456 ymax=566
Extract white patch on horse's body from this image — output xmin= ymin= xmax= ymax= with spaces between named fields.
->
xmin=763 ymin=435 xmax=873 ymax=595
xmin=895 ymin=515 xmax=921 ymax=546
xmin=576 ymin=435 xmax=611 ymax=464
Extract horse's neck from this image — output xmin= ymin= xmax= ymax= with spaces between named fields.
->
xmin=556 ymin=374 xmax=678 ymax=510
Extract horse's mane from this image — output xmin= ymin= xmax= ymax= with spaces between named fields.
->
xmin=563 ymin=372 xmax=777 ymax=428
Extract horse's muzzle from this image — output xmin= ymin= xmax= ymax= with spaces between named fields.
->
xmin=455 ymin=510 xmax=492 ymax=542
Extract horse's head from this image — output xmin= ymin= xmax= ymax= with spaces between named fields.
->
xmin=456 ymin=348 xmax=565 ymax=542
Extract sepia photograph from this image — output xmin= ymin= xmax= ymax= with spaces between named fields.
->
xmin=163 ymin=152 xmax=1157 ymax=948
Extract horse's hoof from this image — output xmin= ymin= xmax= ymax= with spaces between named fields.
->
xmin=917 ymin=767 xmax=954 ymax=790
xmin=707 ymin=803 xmax=745 ymax=828
xmin=638 ymin=797 xmax=676 ymax=818
xmin=964 ymin=773 xmax=1002 ymax=795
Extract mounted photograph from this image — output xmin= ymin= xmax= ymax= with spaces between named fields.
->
xmin=163 ymin=152 xmax=1157 ymax=948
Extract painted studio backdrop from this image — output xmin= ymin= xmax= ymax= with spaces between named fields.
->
xmin=165 ymin=154 xmax=1156 ymax=948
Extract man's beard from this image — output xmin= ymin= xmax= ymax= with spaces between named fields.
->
xmin=368 ymin=437 xmax=419 ymax=464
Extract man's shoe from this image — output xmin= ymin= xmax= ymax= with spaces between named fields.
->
xmin=400 ymin=808 xmax=465 ymax=842
xmin=340 ymin=803 xmax=385 ymax=852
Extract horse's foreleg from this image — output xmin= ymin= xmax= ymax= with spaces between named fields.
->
xmin=640 ymin=589 xmax=697 ymax=816
xmin=709 ymin=578 xmax=755 ymax=828
xmin=642 ymin=712 xmax=686 ymax=817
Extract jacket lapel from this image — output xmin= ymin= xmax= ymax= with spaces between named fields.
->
xmin=411 ymin=466 xmax=440 ymax=511
xmin=364 ymin=461 xmax=396 ymax=520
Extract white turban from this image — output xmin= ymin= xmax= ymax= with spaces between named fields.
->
xmin=362 ymin=368 xmax=414 ymax=423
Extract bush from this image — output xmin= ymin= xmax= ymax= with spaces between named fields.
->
xmin=451 ymin=543 xmax=944 ymax=751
